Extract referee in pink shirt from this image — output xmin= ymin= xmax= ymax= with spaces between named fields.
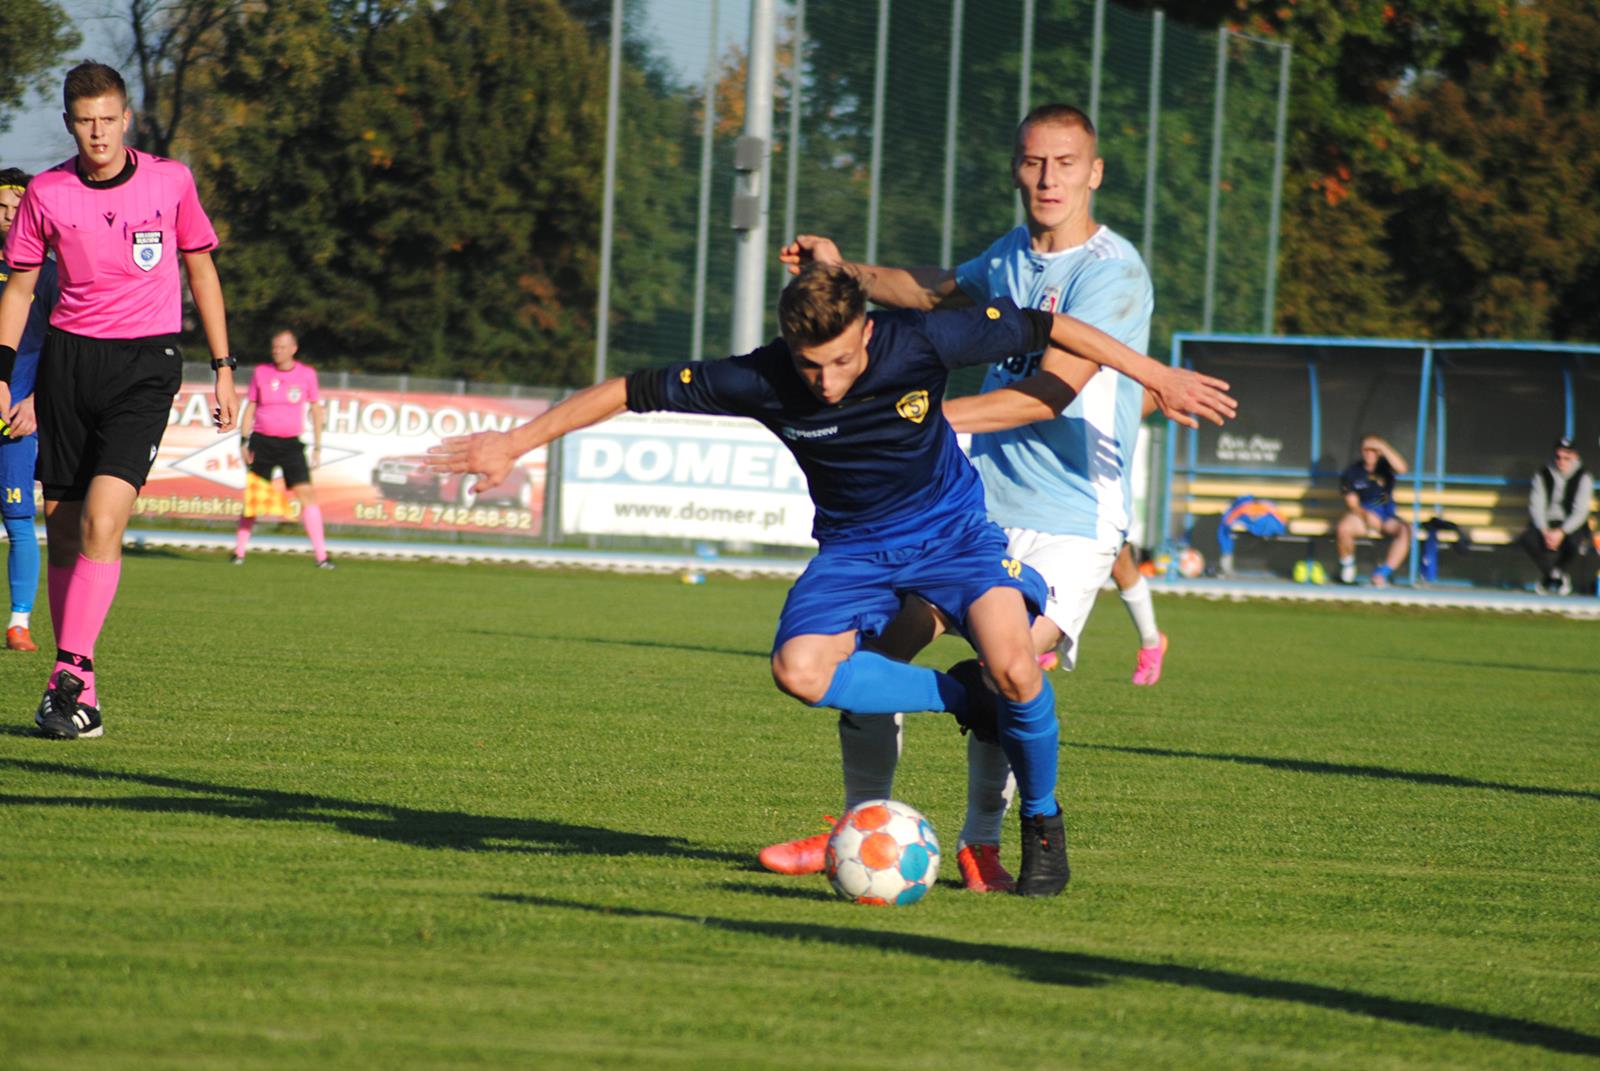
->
xmin=233 ymin=328 xmax=332 ymax=568
xmin=0 ymin=62 xmax=239 ymax=739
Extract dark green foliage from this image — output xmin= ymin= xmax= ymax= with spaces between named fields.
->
xmin=0 ymin=0 xmax=79 ymax=135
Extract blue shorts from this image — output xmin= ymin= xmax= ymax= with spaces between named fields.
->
xmin=0 ymin=431 xmax=38 ymax=520
xmin=1367 ymin=500 xmax=1398 ymax=523
xmin=772 ymin=512 xmax=1049 ymax=650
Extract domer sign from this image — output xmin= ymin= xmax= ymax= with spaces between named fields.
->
xmin=561 ymin=412 xmax=817 ymax=546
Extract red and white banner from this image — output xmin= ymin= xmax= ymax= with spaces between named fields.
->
xmin=139 ymin=383 xmax=551 ymax=536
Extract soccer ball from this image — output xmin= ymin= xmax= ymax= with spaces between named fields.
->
xmin=825 ymin=799 xmax=941 ymax=906
xmin=1177 ymin=547 xmax=1206 ymax=578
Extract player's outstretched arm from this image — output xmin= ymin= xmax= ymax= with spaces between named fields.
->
xmin=944 ymin=351 xmax=1099 ymax=434
xmin=430 ymin=377 xmax=629 ymax=486
xmin=778 ymin=234 xmax=971 ymax=311
xmin=1044 ymin=313 xmax=1236 ymax=428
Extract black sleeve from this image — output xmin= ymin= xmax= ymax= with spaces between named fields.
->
xmin=1019 ymin=308 xmax=1053 ymax=355
xmin=625 ymin=368 xmax=670 ymax=412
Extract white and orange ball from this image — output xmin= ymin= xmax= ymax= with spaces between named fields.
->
xmin=1177 ymin=547 xmax=1206 ymax=578
xmin=824 ymin=799 xmax=941 ymax=906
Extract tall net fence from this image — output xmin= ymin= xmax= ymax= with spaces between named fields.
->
xmin=600 ymin=0 xmax=1291 ymax=381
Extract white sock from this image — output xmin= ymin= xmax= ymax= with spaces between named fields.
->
xmin=1120 ymin=577 xmax=1162 ymax=648
xmin=839 ymin=711 xmax=902 ymax=810
xmin=8 ymin=611 xmax=29 ymax=629
xmin=959 ymin=734 xmax=1016 ymax=848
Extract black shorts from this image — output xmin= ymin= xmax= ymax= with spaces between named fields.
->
xmin=248 ymin=433 xmax=311 ymax=487
xmin=37 ymin=328 xmax=183 ymax=501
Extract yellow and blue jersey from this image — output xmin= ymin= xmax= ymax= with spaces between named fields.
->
xmin=0 ymin=253 xmax=58 ymax=402
xmin=626 ymin=301 xmax=1043 ymax=548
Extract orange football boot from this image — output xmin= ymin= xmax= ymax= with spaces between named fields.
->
xmin=758 ymin=815 xmax=838 ymax=875
xmin=956 ymin=842 xmax=1016 ymax=893
xmin=6 ymin=625 xmax=38 ymax=652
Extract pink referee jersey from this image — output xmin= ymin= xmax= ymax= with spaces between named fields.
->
xmin=1 ymin=148 xmax=218 ymax=339
xmin=247 ymin=362 xmax=320 ymax=438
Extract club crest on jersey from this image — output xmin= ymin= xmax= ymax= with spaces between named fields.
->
xmin=895 ymin=390 xmax=930 ymax=424
xmin=132 ymin=230 xmax=163 ymax=272
xmin=1039 ymin=287 xmax=1061 ymax=313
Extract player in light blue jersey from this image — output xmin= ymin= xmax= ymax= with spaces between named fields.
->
xmin=768 ymin=103 xmax=1205 ymax=892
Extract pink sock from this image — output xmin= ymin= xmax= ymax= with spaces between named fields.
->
xmin=235 ymin=516 xmax=255 ymax=557
xmin=49 ymin=555 xmax=122 ymax=708
xmin=47 ymin=562 xmax=71 ymax=642
xmin=303 ymin=505 xmax=327 ymax=562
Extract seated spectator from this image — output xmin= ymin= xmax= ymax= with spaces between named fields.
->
xmin=1520 ymin=437 xmax=1594 ymax=595
xmin=1337 ymin=435 xmax=1410 ymax=587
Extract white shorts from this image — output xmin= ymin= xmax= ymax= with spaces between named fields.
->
xmin=1004 ymin=527 xmax=1122 ymax=671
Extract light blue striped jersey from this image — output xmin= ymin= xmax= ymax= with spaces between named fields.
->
xmin=953 ymin=224 xmax=1153 ymax=541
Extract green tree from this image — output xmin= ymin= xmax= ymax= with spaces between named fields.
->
xmin=0 ymin=0 xmax=80 ymax=134
xmin=176 ymin=0 xmax=696 ymax=385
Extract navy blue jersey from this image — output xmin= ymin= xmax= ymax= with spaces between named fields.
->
xmin=627 ymin=300 xmax=1043 ymax=546
xmin=1340 ymin=459 xmax=1395 ymax=511
xmin=0 ymin=255 xmax=58 ymax=400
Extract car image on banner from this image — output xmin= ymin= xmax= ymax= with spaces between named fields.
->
xmin=372 ymin=454 xmax=539 ymax=510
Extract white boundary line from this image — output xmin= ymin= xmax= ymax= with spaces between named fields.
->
xmin=118 ymin=529 xmax=1599 ymax=618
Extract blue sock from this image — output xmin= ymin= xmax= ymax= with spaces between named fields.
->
xmin=997 ymin=676 xmax=1060 ymax=818
xmin=4 ymin=516 xmax=38 ymax=615
xmin=817 ymin=650 xmax=966 ymax=715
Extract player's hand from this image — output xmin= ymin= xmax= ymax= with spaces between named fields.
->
xmin=213 ymin=370 xmax=238 ymax=432
xmin=241 ymin=446 xmax=254 ymax=466
xmin=429 ymin=430 xmax=517 ymax=487
xmin=778 ymin=234 xmax=844 ymax=275
xmin=8 ymin=396 xmax=35 ymax=438
xmin=1148 ymin=365 xmax=1236 ymax=429
xmin=0 ymin=381 xmax=13 ymax=433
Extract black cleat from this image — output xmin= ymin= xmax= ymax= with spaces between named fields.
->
xmin=946 ymin=659 xmax=1000 ymax=744
xmin=1014 ymin=804 xmax=1070 ymax=897
xmin=34 ymin=671 xmax=103 ymax=740
xmin=229 ymin=555 xmax=245 ymax=565
xmin=316 ymin=557 xmax=336 ymax=570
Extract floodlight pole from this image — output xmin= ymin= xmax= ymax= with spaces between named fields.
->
xmin=691 ymin=0 xmax=720 ymax=362
xmin=593 ymin=0 xmax=624 ymax=383
xmin=730 ymin=0 xmax=778 ymax=356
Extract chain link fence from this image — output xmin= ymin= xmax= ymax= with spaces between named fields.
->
xmin=602 ymin=0 xmax=1290 ymax=381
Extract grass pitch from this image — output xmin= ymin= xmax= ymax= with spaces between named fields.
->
xmin=1 ymin=550 xmax=1597 ymax=1070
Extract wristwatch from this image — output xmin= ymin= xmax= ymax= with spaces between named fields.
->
xmin=211 ymin=355 xmax=238 ymax=371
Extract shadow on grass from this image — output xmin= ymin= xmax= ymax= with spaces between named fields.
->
xmin=0 ymin=758 xmax=743 ymax=862
xmin=1074 ymin=744 xmax=1600 ymax=803
xmin=1376 ymin=655 xmax=1600 ymax=678
xmin=463 ymin=630 xmax=770 ymax=661
xmin=489 ymin=894 xmax=1600 ymax=1057
xmin=718 ymin=880 xmax=838 ymax=903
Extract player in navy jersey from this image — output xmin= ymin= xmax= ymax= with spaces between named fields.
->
xmin=433 ymin=263 xmax=1232 ymax=897
xmin=0 ymin=167 xmax=58 ymax=653
xmin=1337 ymin=435 xmax=1410 ymax=586
xmin=767 ymin=103 xmax=1194 ymax=892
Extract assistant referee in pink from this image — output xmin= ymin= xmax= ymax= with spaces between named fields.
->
xmin=0 ymin=62 xmax=239 ymax=739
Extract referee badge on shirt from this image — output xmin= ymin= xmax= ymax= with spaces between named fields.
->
xmin=895 ymin=390 xmax=930 ymax=424
xmin=132 ymin=230 xmax=163 ymax=272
